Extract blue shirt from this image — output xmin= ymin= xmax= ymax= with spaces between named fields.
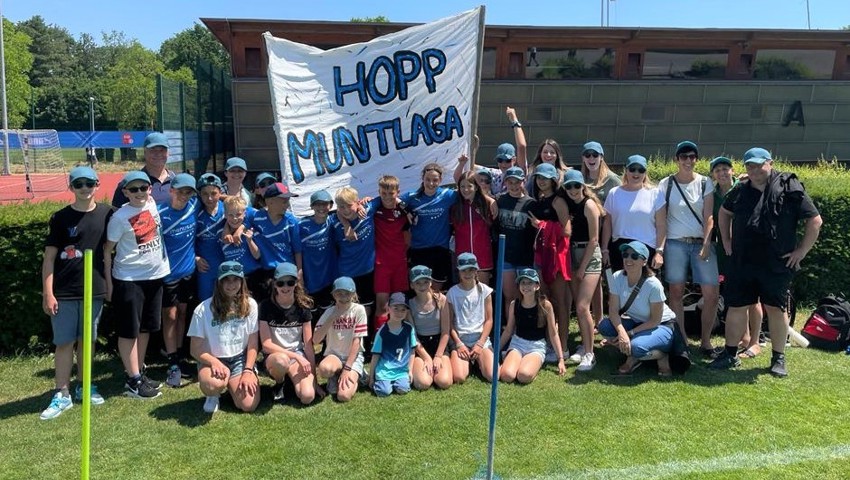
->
xmin=252 ymin=209 xmax=302 ymax=270
xmin=195 ymin=200 xmax=226 ymax=268
xmin=331 ymin=203 xmax=376 ymax=277
xmin=298 ymin=215 xmax=338 ymax=293
xmin=401 ymin=187 xmax=458 ymax=249
xmin=220 ymin=207 xmax=260 ymax=274
xmin=371 ymin=321 xmax=417 ymax=381
xmin=158 ymin=198 xmax=198 ymax=282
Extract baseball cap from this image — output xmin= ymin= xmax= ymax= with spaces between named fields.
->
xmin=516 ymin=268 xmax=540 ymax=284
xmin=197 ymin=173 xmax=222 ymax=190
xmin=171 ymin=173 xmax=197 ymax=191
xmin=504 ymin=166 xmax=525 ymax=181
xmin=69 ymin=166 xmax=98 ymax=183
xmin=218 ymin=261 xmax=244 ymax=280
xmin=476 ymin=168 xmax=494 ymax=181
xmin=332 ymin=276 xmax=356 ymax=293
xmin=562 ymin=169 xmax=585 ymax=186
xmin=274 ymin=262 xmax=298 ymax=280
xmin=675 ymin=140 xmax=699 ymax=156
xmin=619 ymin=240 xmax=650 ymax=260
xmin=495 ymin=143 xmax=516 ymax=160
xmin=264 ymin=182 xmax=298 ymax=199
xmin=144 ymin=132 xmax=169 ymax=149
xmin=533 ymin=163 xmax=558 ymax=180
xmin=457 ymin=252 xmax=480 ymax=271
xmin=122 ymin=170 xmax=151 ymax=186
xmin=409 ymin=265 xmax=433 ymax=282
xmin=625 ymin=155 xmax=648 ymax=169
xmin=709 ymin=156 xmax=733 ymax=171
xmin=389 ymin=292 xmax=408 ymax=307
xmin=310 ymin=190 xmax=333 ymax=205
xmin=743 ymin=147 xmax=772 ymax=165
xmin=255 ymin=172 xmax=276 ymax=187
xmin=582 ymin=141 xmax=604 ymax=155
xmin=224 ymin=157 xmax=247 ymax=171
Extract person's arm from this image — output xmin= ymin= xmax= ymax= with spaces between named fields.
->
xmin=368 ymin=350 xmax=379 ymax=389
xmin=340 ymin=336 xmax=362 ymax=390
xmin=608 ymin=289 xmax=631 ymax=356
xmin=103 ymin=240 xmax=115 ymax=301
xmin=190 ymin=336 xmax=228 ymax=379
xmin=630 ymin=302 xmax=664 ymax=335
xmin=313 ymin=312 xmax=332 ymax=345
xmin=499 ymin=300 xmax=517 ymax=351
xmin=433 ymin=294 xmax=450 ymax=372
xmin=506 ymin=107 xmax=527 ymax=173
xmin=294 ymin=252 xmax=303 ymax=273
xmin=447 ymin=299 xmax=469 ymax=360
xmin=471 ymin=292 xmax=494 ymax=362
xmin=543 ymin=300 xmax=566 ymax=375
xmin=577 ymin=201 xmax=601 ymax=278
xmin=653 ymin=205 xmax=667 ymax=270
xmin=783 ymin=214 xmax=823 ymax=270
xmin=718 ymin=206 xmax=733 ymax=256
xmin=244 ymin=228 xmax=261 ymax=259
xmin=553 ymin=197 xmax=572 ymax=238
xmin=454 ymin=154 xmax=469 ymax=185
xmin=600 ymin=212 xmax=612 ymax=267
xmin=239 ymin=331 xmax=260 ymax=396
xmin=42 ymin=247 xmax=59 ymax=316
xmin=302 ymin=319 xmax=317 ymax=370
xmin=699 ymin=190 xmax=715 ymax=260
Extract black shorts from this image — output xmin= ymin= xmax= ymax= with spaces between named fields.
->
xmin=724 ymin=262 xmax=792 ymax=310
xmin=353 ymin=271 xmax=376 ymax=307
xmin=162 ymin=275 xmax=195 ymax=308
xmin=408 ymin=246 xmax=453 ymax=284
xmin=418 ymin=334 xmax=442 ymax=357
xmin=113 ymin=278 xmax=164 ymax=339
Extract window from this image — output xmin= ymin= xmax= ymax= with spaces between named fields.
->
xmin=754 ymin=49 xmax=835 ymax=80
xmin=643 ymin=49 xmax=728 ymax=80
xmin=525 ymin=48 xmax=614 ymax=80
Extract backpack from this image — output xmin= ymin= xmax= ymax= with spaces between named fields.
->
xmin=801 ymin=294 xmax=850 ymax=351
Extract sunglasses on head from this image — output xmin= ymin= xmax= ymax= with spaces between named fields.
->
xmin=125 ymin=185 xmax=149 ymax=193
xmin=582 ymin=151 xmax=600 ymax=158
xmin=410 ymin=267 xmax=432 ymax=278
xmin=258 ymin=179 xmax=275 ymax=188
xmin=563 ymin=183 xmax=583 ymax=191
xmin=678 ymin=153 xmax=698 ymax=161
xmin=457 ymin=257 xmax=478 ymax=268
xmin=622 ymin=251 xmax=645 ymax=260
xmin=199 ymin=176 xmax=219 ymax=185
xmin=72 ymin=180 xmax=97 ymax=189
xmin=275 ymin=279 xmax=297 ymax=288
xmin=627 ymin=166 xmax=646 ymax=174
xmin=220 ymin=264 xmax=244 ymax=274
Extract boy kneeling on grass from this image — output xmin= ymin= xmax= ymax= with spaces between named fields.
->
xmin=369 ymin=292 xmax=418 ymax=397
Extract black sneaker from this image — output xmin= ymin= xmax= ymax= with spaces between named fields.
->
xmin=273 ymin=382 xmax=286 ymax=402
xmin=179 ymin=360 xmax=195 ymax=379
xmin=707 ymin=351 xmax=741 ymax=370
xmin=769 ymin=356 xmax=788 ymax=378
xmin=125 ymin=378 xmax=162 ymax=399
xmin=140 ymin=365 xmax=162 ymax=390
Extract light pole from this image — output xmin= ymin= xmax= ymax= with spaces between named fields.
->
xmin=88 ymin=97 xmax=96 ymax=167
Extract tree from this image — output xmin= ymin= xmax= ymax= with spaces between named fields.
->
xmin=100 ymin=42 xmax=164 ymax=130
xmin=159 ymin=23 xmax=229 ymax=72
xmin=2 ymin=19 xmax=34 ymax=128
xmin=17 ymin=16 xmax=76 ymax=88
xmin=350 ymin=16 xmax=390 ymax=23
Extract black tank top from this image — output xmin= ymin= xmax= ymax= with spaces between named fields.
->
xmin=566 ymin=196 xmax=590 ymax=242
xmin=530 ymin=193 xmax=559 ymax=222
xmin=514 ymin=301 xmax=546 ymax=341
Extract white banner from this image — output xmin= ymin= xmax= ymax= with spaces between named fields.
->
xmin=264 ymin=8 xmax=483 ymax=214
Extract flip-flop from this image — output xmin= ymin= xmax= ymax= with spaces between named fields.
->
xmin=738 ymin=347 xmax=760 ymax=359
xmin=613 ymin=360 xmax=643 ymax=376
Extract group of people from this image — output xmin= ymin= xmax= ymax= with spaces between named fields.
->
xmin=39 ymin=117 xmax=822 ymax=418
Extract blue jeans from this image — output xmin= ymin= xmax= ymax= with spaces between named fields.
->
xmin=598 ymin=317 xmax=673 ymax=359
xmin=663 ymin=238 xmax=719 ymax=285
xmin=373 ymin=377 xmax=411 ymax=397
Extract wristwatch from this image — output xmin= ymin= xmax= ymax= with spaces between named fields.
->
xmin=511 ymin=121 xmax=522 ymax=128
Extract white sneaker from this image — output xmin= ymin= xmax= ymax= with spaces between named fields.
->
xmin=545 ymin=344 xmax=564 ymax=363
xmin=577 ymin=352 xmax=597 ymax=372
xmin=569 ymin=345 xmax=585 ymax=364
xmin=203 ymin=395 xmax=220 ymax=413
xmin=166 ymin=365 xmax=182 ymax=388
xmin=40 ymin=392 xmax=72 ymax=420
xmin=75 ymin=384 xmax=105 ymax=405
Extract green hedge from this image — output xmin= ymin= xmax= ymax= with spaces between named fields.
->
xmin=1 ymin=161 xmax=848 ymax=353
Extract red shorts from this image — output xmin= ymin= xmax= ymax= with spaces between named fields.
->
xmin=374 ymin=259 xmax=409 ymax=294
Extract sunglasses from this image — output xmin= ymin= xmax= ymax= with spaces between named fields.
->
xmin=678 ymin=153 xmax=698 ymax=161
xmin=622 ymin=251 xmax=645 ymax=260
xmin=627 ymin=166 xmax=646 ymax=174
xmin=516 ymin=268 xmax=538 ymax=279
xmin=125 ymin=185 xmax=150 ymax=193
xmin=457 ymin=257 xmax=478 ymax=268
xmin=496 ymin=158 xmax=513 ymax=164
xmin=563 ymin=183 xmax=583 ymax=190
xmin=582 ymin=152 xmax=600 ymax=158
xmin=72 ymin=180 xmax=97 ymax=189
xmin=258 ymin=179 xmax=275 ymax=188
xmin=275 ymin=280 xmax=297 ymax=288
xmin=199 ymin=176 xmax=219 ymax=185
xmin=410 ymin=267 xmax=432 ymax=278
xmin=477 ymin=176 xmax=492 ymax=185
xmin=220 ymin=263 xmax=244 ymax=274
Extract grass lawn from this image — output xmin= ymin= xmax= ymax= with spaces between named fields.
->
xmin=3 ymin=332 xmax=850 ymax=479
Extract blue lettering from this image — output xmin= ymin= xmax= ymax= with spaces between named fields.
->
xmin=366 ymin=56 xmax=397 ymax=105
xmin=421 ymin=49 xmax=447 ymax=94
xmin=363 ymin=120 xmax=395 ymax=156
xmin=393 ymin=50 xmax=422 ymax=101
xmin=333 ymin=62 xmax=369 ymax=107
xmin=391 ymin=117 xmax=413 ymax=149
xmin=333 ymin=126 xmax=371 ymax=165
xmin=287 ymin=130 xmax=330 ymax=183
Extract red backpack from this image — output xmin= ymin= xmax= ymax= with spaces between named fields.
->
xmin=801 ymin=294 xmax=850 ymax=351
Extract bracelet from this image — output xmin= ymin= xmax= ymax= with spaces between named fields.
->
xmin=601 ymin=249 xmax=609 ymax=253
xmin=511 ymin=121 xmax=522 ymax=128
xmin=243 ymin=368 xmax=255 ymax=375
xmin=474 ymin=342 xmax=483 ymax=348
xmin=342 ymin=364 xmax=352 ymax=372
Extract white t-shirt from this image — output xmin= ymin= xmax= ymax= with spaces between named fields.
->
xmin=188 ymin=297 xmax=259 ymax=359
xmin=603 ymin=186 xmax=660 ymax=248
xmin=656 ymin=174 xmax=714 ymax=239
xmin=316 ymin=303 xmax=368 ymax=359
xmin=107 ymin=197 xmax=171 ymax=281
xmin=610 ymin=271 xmax=676 ymax=324
xmin=446 ymin=282 xmax=493 ymax=335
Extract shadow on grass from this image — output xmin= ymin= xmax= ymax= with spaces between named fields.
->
xmin=0 ymin=392 xmax=50 ymax=420
xmin=149 ymin=398 xmax=213 ymax=427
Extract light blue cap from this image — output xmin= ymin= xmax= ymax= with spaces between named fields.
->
xmin=619 ymin=240 xmax=650 ymax=260
xmin=197 ymin=173 xmax=222 ymax=190
xmin=495 ymin=143 xmax=516 ymax=160
xmin=516 ymin=268 xmax=540 ymax=284
xmin=225 ymin=157 xmax=247 ymax=171
xmin=255 ymin=172 xmax=275 ymax=186
xmin=218 ymin=261 xmax=244 ymax=280
xmin=69 ymin=166 xmax=98 ymax=183
xmin=457 ymin=252 xmax=479 ymax=270
xmin=332 ymin=276 xmax=356 ymax=293
xmin=171 ymin=173 xmax=197 ymax=191
xmin=274 ymin=262 xmax=298 ymax=280
xmin=743 ymin=147 xmax=772 ymax=164
xmin=562 ymin=169 xmax=585 ymax=185
xmin=582 ymin=141 xmax=604 ymax=155
xmin=144 ymin=132 xmax=169 ymax=149
xmin=504 ymin=166 xmax=525 ymax=180
xmin=626 ymin=155 xmax=648 ymax=169
xmin=122 ymin=170 xmax=151 ymax=186
xmin=533 ymin=163 xmax=558 ymax=180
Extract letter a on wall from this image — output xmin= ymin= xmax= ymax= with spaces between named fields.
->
xmin=264 ymin=8 xmax=484 ymax=214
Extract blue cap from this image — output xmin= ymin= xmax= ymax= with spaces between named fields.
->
xmin=171 ymin=173 xmax=197 ymax=191
xmin=389 ymin=292 xmax=408 ymax=307
xmin=582 ymin=141 xmax=604 ymax=155
xmin=562 ymin=169 xmax=585 ymax=186
xmin=69 ymin=166 xmax=98 ymax=183
xmin=409 ymin=265 xmax=433 ymax=282
xmin=495 ymin=143 xmax=516 ymax=160
xmin=619 ymin=240 xmax=650 ymax=260
xmin=743 ymin=147 xmax=772 ymax=164
xmin=310 ymin=190 xmax=333 ymax=205
xmin=475 ymin=168 xmax=494 ymax=181
xmin=457 ymin=252 xmax=479 ymax=270
xmin=255 ymin=172 xmax=275 ymax=187
xmin=709 ymin=156 xmax=733 ymax=170
xmin=675 ymin=140 xmax=699 ymax=156
xmin=122 ymin=170 xmax=151 ymax=186
xmin=144 ymin=132 xmax=169 ymax=149
xmin=264 ymin=182 xmax=298 ymax=199
xmin=625 ymin=155 xmax=648 ymax=169
xmin=274 ymin=262 xmax=299 ymax=280
xmin=533 ymin=163 xmax=558 ymax=180
xmin=516 ymin=268 xmax=540 ymax=284
xmin=218 ymin=261 xmax=245 ymax=280
xmin=197 ymin=173 xmax=222 ymax=190
xmin=332 ymin=276 xmax=356 ymax=293
xmin=225 ymin=157 xmax=247 ymax=171
xmin=504 ymin=166 xmax=525 ymax=181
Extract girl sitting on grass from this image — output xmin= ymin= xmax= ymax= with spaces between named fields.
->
xmin=188 ymin=261 xmax=260 ymax=414
xmin=408 ymin=266 xmax=453 ymax=390
xmin=447 ymin=253 xmax=495 ymax=383
xmin=499 ymin=268 xmax=566 ymax=383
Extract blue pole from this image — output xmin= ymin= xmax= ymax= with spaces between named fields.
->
xmin=486 ymin=234 xmax=506 ymax=480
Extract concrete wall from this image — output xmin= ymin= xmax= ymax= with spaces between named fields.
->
xmin=233 ymin=79 xmax=850 ymax=171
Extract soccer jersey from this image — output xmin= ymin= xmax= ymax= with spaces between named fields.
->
xmin=401 ymin=187 xmax=458 ymax=249
xmin=196 ymin=200 xmax=226 ymax=300
xmin=372 ymin=321 xmax=417 ymax=381
xmin=373 ymin=198 xmax=410 ymax=266
xmin=107 ymin=197 xmax=170 ymax=281
xmin=298 ymin=215 xmax=337 ymax=294
xmin=252 ymin=209 xmax=302 ymax=270
xmin=316 ymin=303 xmax=368 ymax=359
xmin=45 ymin=203 xmax=113 ymax=299
xmin=158 ymin=198 xmax=198 ymax=282
xmin=187 ymin=297 xmax=259 ymax=358
xmin=332 ymin=204 xmax=376 ymax=277
xmin=258 ymin=298 xmax=311 ymax=352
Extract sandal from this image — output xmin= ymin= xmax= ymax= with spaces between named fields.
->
xmin=657 ymin=354 xmax=672 ymax=377
xmin=737 ymin=346 xmax=760 ymax=359
xmin=613 ymin=360 xmax=643 ymax=376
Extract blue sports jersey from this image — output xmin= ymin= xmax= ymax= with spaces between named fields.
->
xmin=195 ymin=200 xmax=226 ymax=300
xmin=372 ymin=321 xmax=417 ymax=381
xmin=331 ymin=203 xmax=376 ymax=277
xmin=401 ymin=187 xmax=457 ymax=249
xmin=220 ymin=206 xmax=260 ymax=274
xmin=298 ymin=215 xmax=338 ymax=294
xmin=158 ymin=198 xmax=198 ymax=282
xmin=252 ymin=209 xmax=302 ymax=270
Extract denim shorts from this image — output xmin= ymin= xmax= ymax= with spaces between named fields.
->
xmin=51 ymin=299 xmax=104 ymax=346
xmin=503 ymin=262 xmax=532 ymax=272
xmin=571 ymin=245 xmax=603 ymax=274
xmin=507 ymin=335 xmax=547 ymax=360
xmin=663 ymin=238 xmax=719 ymax=285
xmin=334 ymin=351 xmax=365 ymax=375
xmin=373 ymin=377 xmax=411 ymax=397
xmin=453 ymin=332 xmax=493 ymax=351
xmin=218 ymin=351 xmax=253 ymax=377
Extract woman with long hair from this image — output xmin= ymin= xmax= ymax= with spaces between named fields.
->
xmin=451 ymin=170 xmax=497 ymax=284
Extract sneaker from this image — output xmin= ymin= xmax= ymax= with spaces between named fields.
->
xmin=140 ymin=365 xmax=162 ymax=390
xmin=166 ymin=365 xmax=182 ymax=388
xmin=179 ymin=360 xmax=194 ymax=379
xmin=707 ymin=351 xmax=741 ymax=370
xmin=569 ymin=345 xmax=585 ymax=364
xmin=326 ymin=374 xmax=339 ymax=396
xmin=545 ymin=346 xmax=565 ymax=364
xmin=203 ymin=395 xmax=220 ymax=413
xmin=769 ymin=356 xmax=788 ymax=378
xmin=758 ymin=331 xmax=768 ymax=347
xmin=40 ymin=392 xmax=72 ymax=420
xmin=74 ymin=384 xmax=105 ymax=405
xmin=273 ymin=382 xmax=286 ymax=402
xmin=576 ymin=352 xmax=597 ymax=372
xmin=124 ymin=377 xmax=162 ymax=399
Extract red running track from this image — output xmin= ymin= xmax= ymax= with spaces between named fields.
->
xmin=0 ymin=172 xmax=125 ymax=205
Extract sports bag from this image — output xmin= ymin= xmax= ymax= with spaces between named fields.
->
xmin=801 ymin=294 xmax=850 ymax=351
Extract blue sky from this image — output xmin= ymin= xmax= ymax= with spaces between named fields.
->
xmin=4 ymin=0 xmax=848 ymax=50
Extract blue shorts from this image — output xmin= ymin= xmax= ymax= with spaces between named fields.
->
xmin=51 ymin=298 xmax=104 ymax=346
xmin=597 ymin=317 xmax=673 ymax=359
xmin=503 ymin=262 xmax=532 ymax=272
xmin=328 ymin=351 xmax=365 ymax=375
xmin=452 ymin=332 xmax=493 ymax=351
xmin=507 ymin=335 xmax=547 ymax=360
xmin=218 ymin=351 xmax=253 ymax=377
xmin=373 ymin=376 xmax=411 ymax=397
xmin=663 ymin=238 xmax=719 ymax=286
